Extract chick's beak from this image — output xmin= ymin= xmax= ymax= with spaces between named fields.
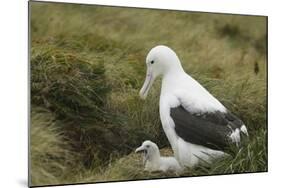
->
xmin=135 ymin=145 xmax=145 ymax=153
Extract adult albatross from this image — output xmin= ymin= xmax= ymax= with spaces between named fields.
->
xmin=139 ymin=45 xmax=249 ymax=167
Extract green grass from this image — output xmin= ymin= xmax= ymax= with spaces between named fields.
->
xmin=30 ymin=107 xmax=78 ymax=185
xmin=30 ymin=2 xmax=267 ymax=187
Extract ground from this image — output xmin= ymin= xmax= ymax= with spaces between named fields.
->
xmin=29 ymin=2 xmax=267 ymax=187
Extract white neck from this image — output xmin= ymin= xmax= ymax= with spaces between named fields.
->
xmin=161 ymin=64 xmax=187 ymax=93
xmin=163 ymin=58 xmax=185 ymax=76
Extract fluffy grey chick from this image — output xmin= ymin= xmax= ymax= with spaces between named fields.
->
xmin=135 ymin=140 xmax=182 ymax=173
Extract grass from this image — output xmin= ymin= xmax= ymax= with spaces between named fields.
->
xmin=29 ymin=1 xmax=267 ymax=187
xmin=30 ymin=107 xmax=77 ymax=185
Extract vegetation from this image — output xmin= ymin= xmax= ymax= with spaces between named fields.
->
xmin=30 ymin=2 xmax=267 ymax=187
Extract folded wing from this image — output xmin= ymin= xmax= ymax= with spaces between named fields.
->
xmin=170 ymin=105 xmax=248 ymax=151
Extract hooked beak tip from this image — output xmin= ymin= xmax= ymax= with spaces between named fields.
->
xmin=139 ymin=93 xmax=147 ymax=100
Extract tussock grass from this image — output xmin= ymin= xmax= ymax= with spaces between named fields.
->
xmin=31 ymin=36 xmax=164 ymax=171
xmin=31 ymin=42 xmax=109 ymax=122
xmin=30 ymin=2 xmax=267 ymax=186
xmin=30 ymin=107 xmax=77 ymax=186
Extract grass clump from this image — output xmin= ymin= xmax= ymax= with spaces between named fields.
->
xmin=31 ymin=42 xmax=109 ymax=123
xmin=31 ymin=40 xmax=123 ymax=170
xmin=30 ymin=37 xmax=163 ymax=174
xmin=30 ymin=107 xmax=76 ymax=186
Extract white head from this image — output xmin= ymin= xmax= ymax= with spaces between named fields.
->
xmin=135 ymin=140 xmax=160 ymax=163
xmin=139 ymin=45 xmax=184 ymax=99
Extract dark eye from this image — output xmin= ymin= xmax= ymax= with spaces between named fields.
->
xmin=146 ymin=145 xmax=150 ymax=148
xmin=150 ymin=60 xmax=154 ymax=64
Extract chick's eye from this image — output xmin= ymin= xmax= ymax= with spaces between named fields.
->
xmin=146 ymin=145 xmax=150 ymax=148
xmin=150 ymin=60 xmax=154 ymax=64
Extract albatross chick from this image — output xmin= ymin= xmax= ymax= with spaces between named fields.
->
xmin=135 ymin=140 xmax=182 ymax=173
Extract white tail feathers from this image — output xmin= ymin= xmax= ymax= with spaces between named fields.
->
xmin=229 ymin=125 xmax=249 ymax=147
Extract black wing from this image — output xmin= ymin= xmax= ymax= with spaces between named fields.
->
xmin=170 ymin=105 xmax=246 ymax=150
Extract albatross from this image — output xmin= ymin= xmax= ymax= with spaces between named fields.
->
xmin=139 ymin=45 xmax=249 ymax=167
xmin=135 ymin=140 xmax=182 ymax=173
